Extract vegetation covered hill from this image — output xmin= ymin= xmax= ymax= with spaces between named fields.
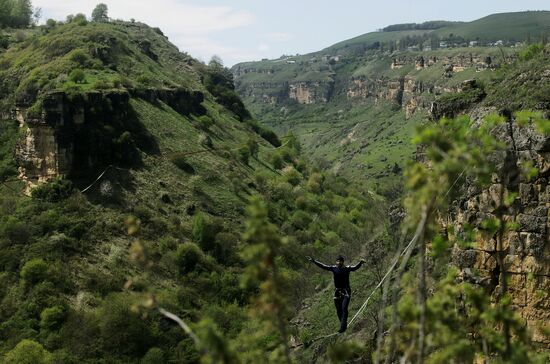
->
xmin=231 ymin=9 xmax=550 ymax=359
xmin=0 ymin=4 xmax=549 ymax=363
xmin=232 ymin=11 xmax=550 ymax=194
xmin=328 ymin=11 xmax=550 ymax=53
xmin=276 ymin=47 xmax=550 ymax=362
xmin=0 ymin=11 xmax=393 ymax=363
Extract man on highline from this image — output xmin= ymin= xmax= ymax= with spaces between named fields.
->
xmin=307 ymin=255 xmax=366 ymax=333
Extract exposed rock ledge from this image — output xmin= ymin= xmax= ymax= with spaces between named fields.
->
xmin=449 ymin=114 xmax=550 ymax=345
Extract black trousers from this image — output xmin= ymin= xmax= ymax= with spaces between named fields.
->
xmin=333 ymin=289 xmax=350 ymax=332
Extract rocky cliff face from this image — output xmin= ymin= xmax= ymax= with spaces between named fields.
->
xmin=15 ymin=111 xmax=61 ymax=186
xmin=344 ymin=52 xmax=512 ymax=118
xmin=346 ymin=76 xmax=430 ymax=118
xmin=14 ymin=89 xmax=204 ymax=190
xmin=450 ymin=114 xmax=550 ymax=346
xmin=235 ymin=78 xmax=334 ymax=105
xmin=289 ymin=81 xmax=334 ymax=104
xmin=234 ymin=51 xmax=514 ymax=119
xmin=391 ymin=53 xmax=503 ymax=72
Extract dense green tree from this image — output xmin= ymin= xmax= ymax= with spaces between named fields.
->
xmin=0 ymin=0 xmax=11 ymax=28
xmin=175 ymin=242 xmax=204 ymax=275
xmin=203 ymin=57 xmax=251 ymax=121
xmin=0 ymin=0 xmax=33 ymax=28
xmin=91 ymin=3 xmax=108 ymax=22
xmin=97 ymin=294 xmax=153 ymax=357
xmin=11 ymin=0 xmax=32 ymax=27
xmin=20 ymin=258 xmax=49 ymax=285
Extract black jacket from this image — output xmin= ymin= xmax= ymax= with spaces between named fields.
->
xmin=312 ymin=260 xmax=364 ymax=292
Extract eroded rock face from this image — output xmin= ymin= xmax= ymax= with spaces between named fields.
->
xmin=289 ymin=81 xmax=334 ymax=104
xmin=15 ymin=92 xmax=71 ymax=190
xmin=347 ymin=76 xmax=428 ymax=118
xmin=234 ymin=79 xmax=334 ymax=105
xmin=389 ymin=53 xmax=504 ymax=73
xmin=449 ymin=120 xmax=550 ymax=345
xmin=15 ymin=88 xmax=203 ymax=190
xmin=16 ymin=121 xmax=62 ymax=185
xmin=344 ymin=52 xmax=507 ymax=118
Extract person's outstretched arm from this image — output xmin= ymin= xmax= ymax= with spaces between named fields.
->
xmin=349 ymin=259 xmax=366 ymax=271
xmin=306 ymin=256 xmax=332 ymax=271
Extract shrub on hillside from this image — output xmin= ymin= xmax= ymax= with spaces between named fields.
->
xmin=290 ymin=210 xmax=312 ymax=230
xmin=197 ymin=115 xmax=214 ymax=131
xmin=3 ymin=339 xmax=53 ymax=364
xmin=282 ymin=166 xmax=302 ymax=186
xmin=20 ymin=258 xmax=49 ymax=285
xmin=92 ymin=79 xmax=112 ymax=90
xmin=40 ymin=306 xmax=67 ymax=331
xmin=307 ymin=173 xmax=324 ymax=194
xmin=175 ymin=242 xmax=204 ymax=275
xmin=192 ymin=213 xmax=222 ymax=252
xmin=69 ymin=49 xmax=90 ymax=66
xmin=97 ymin=294 xmax=153 ymax=357
xmin=69 ymin=69 xmax=86 ymax=84
xmin=141 ymin=348 xmax=165 ymax=364
xmin=519 ymin=44 xmax=544 ymax=61
xmin=136 ymin=74 xmax=153 ymax=87
xmin=245 ymin=120 xmax=281 ymax=147
xmin=0 ymin=216 xmax=30 ymax=244
xmin=14 ymin=30 xmax=26 ymax=42
xmin=31 ymin=178 xmax=74 ymax=202
xmin=270 ymin=152 xmax=284 ymax=169
xmin=267 ymin=180 xmax=293 ymax=204
xmin=295 ymin=195 xmax=308 ymax=210
xmin=70 ymin=14 xmax=88 ymax=26
xmin=213 ymin=232 xmax=239 ymax=265
xmin=253 ymin=171 xmax=269 ymax=193
xmin=247 ymin=138 xmax=259 ymax=158
xmin=198 ymin=134 xmax=213 ymax=148
xmin=259 ymin=128 xmax=281 ymax=147
xmin=237 ymin=146 xmax=250 ymax=165
xmin=0 ymin=35 xmax=9 ymax=49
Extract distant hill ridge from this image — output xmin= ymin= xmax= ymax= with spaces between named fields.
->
xmin=381 ymin=21 xmax=464 ymax=32
xmin=326 ymin=11 xmax=550 ymax=54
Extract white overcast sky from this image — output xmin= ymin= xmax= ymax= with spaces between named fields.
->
xmin=33 ymin=0 xmax=550 ymax=66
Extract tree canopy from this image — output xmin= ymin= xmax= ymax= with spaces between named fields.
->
xmin=0 ymin=0 xmax=34 ymax=28
xmin=91 ymin=3 xmax=109 ymax=22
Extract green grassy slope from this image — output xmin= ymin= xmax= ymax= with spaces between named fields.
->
xmin=432 ymin=11 xmax=550 ymax=42
xmin=0 ymin=20 xmax=201 ymax=107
